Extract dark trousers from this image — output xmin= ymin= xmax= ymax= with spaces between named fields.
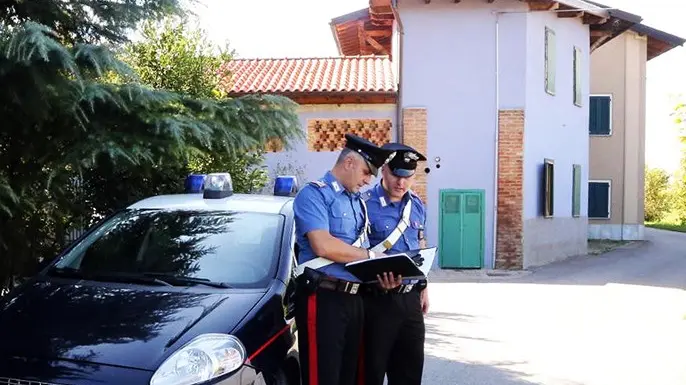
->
xmin=294 ymin=284 xmax=365 ymax=385
xmin=362 ymin=290 xmax=425 ymax=385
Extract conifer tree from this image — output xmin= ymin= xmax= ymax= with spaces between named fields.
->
xmin=0 ymin=20 xmax=301 ymax=291
xmin=0 ymin=0 xmax=186 ymax=44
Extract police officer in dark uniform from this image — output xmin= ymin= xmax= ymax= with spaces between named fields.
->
xmin=292 ymin=134 xmax=401 ymax=385
xmin=361 ymin=142 xmax=429 ymax=385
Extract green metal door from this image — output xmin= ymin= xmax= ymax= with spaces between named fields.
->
xmin=439 ymin=191 xmax=462 ymax=268
xmin=439 ymin=189 xmax=484 ymax=268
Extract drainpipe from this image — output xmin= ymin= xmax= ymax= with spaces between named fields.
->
xmin=391 ymin=0 xmax=404 ymax=142
xmin=491 ymin=11 xmax=501 ymax=269
xmin=620 ymin=36 xmax=627 ymax=241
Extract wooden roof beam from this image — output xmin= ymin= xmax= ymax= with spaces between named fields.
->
xmin=582 ymin=12 xmax=608 ymax=25
xmin=365 ymin=35 xmax=389 ymax=55
xmin=526 ymin=0 xmax=560 ymax=11
xmin=557 ymin=4 xmax=584 ymax=19
xmin=365 ymin=29 xmax=392 ymax=37
xmin=357 ymin=21 xmax=369 ymax=55
xmin=590 ymin=29 xmax=613 ymax=51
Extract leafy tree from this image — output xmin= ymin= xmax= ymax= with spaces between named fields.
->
xmin=663 ymin=100 xmax=686 ymax=224
xmin=124 ymin=17 xmax=231 ymax=99
xmin=644 ymin=166 xmax=672 ymax=222
xmin=95 ymin=17 xmax=268 ymax=204
xmin=0 ymin=0 xmax=187 ymax=45
xmin=0 ymin=22 xmax=301 ymax=291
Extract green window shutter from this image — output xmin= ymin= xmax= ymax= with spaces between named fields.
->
xmin=573 ymin=47 xmax=582 ymax=106
xmin=588 ymin=181 xmax=610 ymax=218
xmin=572 ymin=165 xmax=581 ymax=217
xmin=589 ymin=96 xmax=611 ymax=135
xmin=545 ymin=28 xmax=556 ymax=95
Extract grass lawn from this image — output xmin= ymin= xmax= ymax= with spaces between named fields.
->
xmin=645 ymin=210 xmax=686 ymax=233
xmin=645 ymin=221 xmax=686 ymax=232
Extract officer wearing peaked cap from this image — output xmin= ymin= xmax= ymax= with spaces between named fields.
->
xmin=292 ymin=134 xmax=402 ymax=385
xmin=361 ymin=142 xmax=429 ymax=385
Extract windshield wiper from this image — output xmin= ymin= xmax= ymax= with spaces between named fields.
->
xmin=142 ymin=273 xmax=233 ymax=288
xmin=48 ymin=268 xmax=173 ymax=287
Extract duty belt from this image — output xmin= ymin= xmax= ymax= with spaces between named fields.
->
xmin=364 ymin=283 xmax=418 ymax=296
xmin=318 ymin=277 xmax=361 ymax=295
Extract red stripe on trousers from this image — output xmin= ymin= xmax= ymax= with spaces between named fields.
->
xmin=308 ymin=293 xmax=318 ymax=385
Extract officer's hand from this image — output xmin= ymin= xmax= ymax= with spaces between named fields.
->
xmin=376 ymin=272 xmax=402 ymax=290
xmin=420 ymin=287 xmax=430 ymax=315
xmin=410 ymin=253 xmax=424 ymax=266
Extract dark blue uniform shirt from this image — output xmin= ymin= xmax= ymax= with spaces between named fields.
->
xmin=364 ymin=183 xmax=426 ymax=284
xmin=364 ymin=183 xmax=426 ymax=254
xmin=293 ymin=171 xmax=369 ymax=282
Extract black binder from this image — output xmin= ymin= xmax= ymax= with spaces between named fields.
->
xmin=344 ymin=253 xmax=425 ymax=283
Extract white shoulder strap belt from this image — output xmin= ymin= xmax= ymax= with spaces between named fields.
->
xmin=369 ymin=199 xmax=412 ymax=253
xmin=294 ymin=199 xmax=370 ymax=277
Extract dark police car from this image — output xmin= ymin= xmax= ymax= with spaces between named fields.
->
xmin=0 ymin=173 xmax=302 ymax=385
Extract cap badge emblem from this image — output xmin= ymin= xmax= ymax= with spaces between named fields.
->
xmin=405 ymin=152 xmax=419 ymax=162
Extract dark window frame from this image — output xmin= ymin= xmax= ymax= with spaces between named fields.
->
xmin=542 ymin=158 xmax=554 ymax=218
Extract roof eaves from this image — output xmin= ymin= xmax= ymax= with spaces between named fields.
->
xmin=330 ymin=8 xmax=369 ymax=25
xmin=631 ymin=23 xmax=686 ymax=47
xmin=558 ymin=0 xmax=610 ymax=19
xmin=330 ymin=21 xmax=344 ymax=56
xmin=583 ymin=0 xmax=642 ymax=24
xmin=329 ymin=8 xmax=370 ymax=56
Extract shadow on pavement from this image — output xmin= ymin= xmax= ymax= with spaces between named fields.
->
xmin=431 ymin=228 xmax=686 ymax=291
xmin=422 ymin=355 xmax=546 ymax=385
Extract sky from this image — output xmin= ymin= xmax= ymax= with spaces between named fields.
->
xmin=191 ymin=0 xmax=686 ymax=173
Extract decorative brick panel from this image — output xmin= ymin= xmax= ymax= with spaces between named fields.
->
xmin=264 ymin=137 xmax=284 ymax=152
xmin=496 ymin=110 xmax=524 ymax=270
xmin=402 ymin=108 xmax=427 ymax=204
xmin=307 ymin=119 xmax=392 ymax=152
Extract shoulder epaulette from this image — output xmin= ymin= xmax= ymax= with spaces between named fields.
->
xmin=309 ymin=180 xmax=327 ymax=188
xmin=362 ymin=190 xmax=373 ymax=202
xmin=409 ymin=190 xmax=425 ymax=203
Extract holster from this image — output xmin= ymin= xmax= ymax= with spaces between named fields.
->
xmin=416 ymin=279 xmax=428 ymax=291
xmin=295 ymin=267 xmax=324 ymax=295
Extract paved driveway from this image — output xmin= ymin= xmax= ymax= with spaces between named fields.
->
xmin=421 ymin=228 xmax=686 ymax=385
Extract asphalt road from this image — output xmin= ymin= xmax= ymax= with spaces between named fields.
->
xmin=421 ymin=228 xmax=686 ymax=385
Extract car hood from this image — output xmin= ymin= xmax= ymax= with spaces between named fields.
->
xmin=0 ymin=279 xmax=265 ymax=371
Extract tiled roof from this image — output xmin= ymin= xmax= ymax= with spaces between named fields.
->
xmin=219 ymin=55 xmax=396 ymax=95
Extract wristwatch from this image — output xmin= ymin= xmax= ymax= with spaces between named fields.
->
xmin=367 ymin=250 xmax=377 ymax=259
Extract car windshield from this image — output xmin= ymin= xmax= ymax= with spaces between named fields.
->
xmin=49 ymin=209 xmax=284 ymax=288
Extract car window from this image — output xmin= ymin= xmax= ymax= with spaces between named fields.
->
xmin=52 ymin=209 xmax=283 ymax=287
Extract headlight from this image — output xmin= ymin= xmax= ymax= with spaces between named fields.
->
xmin=150 ymin=333 xmax=246 ymax=385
